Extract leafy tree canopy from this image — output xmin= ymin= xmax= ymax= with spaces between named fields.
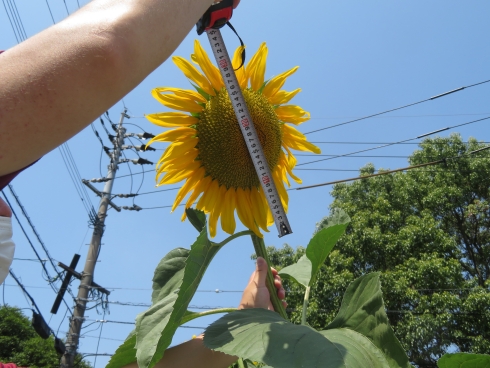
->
xmin=0 ymin=305 xmax=91 ymax=368
xmin=266 ymin=134 xmax=490 ymax=367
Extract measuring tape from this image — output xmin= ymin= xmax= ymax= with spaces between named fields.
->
xmin=196 ymin=1 xmax=292 ymax=237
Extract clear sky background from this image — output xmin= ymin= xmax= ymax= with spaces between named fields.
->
xmin=1 ymin=0 xmax=489 ymax=367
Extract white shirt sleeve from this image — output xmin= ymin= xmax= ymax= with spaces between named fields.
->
xmin=0 ymin=217 xmax=15 ymax=284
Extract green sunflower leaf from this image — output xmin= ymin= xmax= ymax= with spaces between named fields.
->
xmin=277 ymin=254 xmax=312 ymax=288
xmin=326 ymin=273 xmax=412 ymax=368
xmin=437 ymin=353 xmax=490 ymax=368
xmin=319 ymin=328 xmax=390 ymax=368
xmin=109 ymin=211 xmax=224 ymax=368
xmin=107 ymin=248 xmax=189 ymax=368
xmin=203 ymin=308 xmax=389 ymax=368
xmin=305 ymin=209 xmax=350 ymax=286
xmin=278 ymin=209 xmax=350 ymax=288
xmin=186 ymin=208 xmax=207 ymax=232
xmin=191 ymin=82 xmax=211 ymax=101
xmin=257 ymin=79 xmax=270 ymax=94
xmin=106 ymin=331 xmax=137 ymax=368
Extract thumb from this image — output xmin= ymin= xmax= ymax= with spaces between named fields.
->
xmin=254 ymin=257 xmax=268 ymax=288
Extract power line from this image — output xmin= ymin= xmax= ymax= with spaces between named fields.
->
xmin=297 ymin=116 xmax=490 ymax=167
xmin=309 ymin=141 xmax=490 ymax=145
xmin=2 ymin=0 xmax=19 ymax=43
xmin=60 ymin=330 xmax=125 ymax=342
xmin=44 ymin=0 xmax=55 ymax=23
xmin=7 ymin=185 xmax=63 ymax=278
xmin=1 ymin=192 xmax=75 ymax=315
xmin=8 ymin=269 xmax=44 ymax=316
xmin=296 ymin=154 xmax=490 ymax=158
xmin=128 ymin=112 xmax=490 ymax=120
xmin=78 ymin=317 xmax=208 ymax=329
xmin=303 ymin=80 xmax=490 ymax=135
xmin=295 ymin=145 xmax=490 ymax=191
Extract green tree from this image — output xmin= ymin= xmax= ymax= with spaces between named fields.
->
xmin=0 ymin=305 xmax=92 ymax=368
xmin=266 ymin=134 xmax=490 ymax=368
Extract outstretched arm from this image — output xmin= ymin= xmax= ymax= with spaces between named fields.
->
xmin=123 ymin=257 xmax=286 ymax=368
xmin=0 ymin=0 xmax=238 ymax=176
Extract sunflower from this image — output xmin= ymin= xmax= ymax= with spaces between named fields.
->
xmin=146 ymin=40 xmax=320 ymax=238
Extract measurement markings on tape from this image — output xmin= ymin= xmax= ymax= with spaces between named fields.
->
xmin=206 ymin=29 xmax=292 ymax=237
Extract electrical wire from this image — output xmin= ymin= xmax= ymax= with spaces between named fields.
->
xmin=9 ymin=0 xmax=27 ymax=39
xmin=303 ymin=80 xmax=490 ymax=135
xmin=127 ymin=112 xmax=490 ymax=120
xmin=7 ymin=185 xmax=64 ymax=278
xmin=1 ymin=192 xmax=74 ymax=315
xmin=62 ymin=0 xmax=70 ymax=15
xmin=2 ymin=0 xmax=20 ymax=43
xmin=92 ymin=311 xmax=106 ymax=368
xmin=297 ymin=116 xmax=490 ymax=167
xmin=44 ymin=0 xmax=55 ymax=23
xmin=295 ymin=144 xmax=490 ymax=190
xmin=309 ymin=141 xmax=490 ymax=145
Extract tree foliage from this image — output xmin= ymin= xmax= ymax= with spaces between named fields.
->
xmin=0 ymin=305 xmax=91 ymax=368
xmin=266 ymin=134 xmax=490 ymax=367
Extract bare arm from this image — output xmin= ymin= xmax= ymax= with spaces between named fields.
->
xmin=123 ymin=257 xmax=285 ymax=368
xmin=0 ymin=0 xmax=242 ymax=176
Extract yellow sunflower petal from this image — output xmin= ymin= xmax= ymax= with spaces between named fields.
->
xmin=196 ymin=179 xmax=219 ymax=213
xmin=275 ymin=105 xmax=310 ymax=125
xmin=192 ymin=40 xmax=223 ymax=91
xmin=172 ymin=167 xmax=206 ymax=212
xmin=263 ymin=66 xmax=299 ymax=99
xmin=151 ymin=90 xmax=203 ymax=113
xmin=154 ymin=87 xmax=207 ymax=103
xmin=160 ymin=138 xmax=199 ymax=162
xmin=259 ymin=186 xmax=274 ymax=226
xmin=160 ymin=149 xmax=198 ymax=171
xmin=220 ymin=188 xmax=236 ymax=234
xmin=282 ymin=124 xmax=321 ymax=154
xmin=145 ymin=112 xmax=198 ymax=128
xmin=283 ymin=147 xmax=302 ymax=184
xmin=246 ymin=43 xmax=268 ymax=91
xmin=208 ymin=184 xmax=227 ymax=238
xmin=147 ymin=127 xmax=195 ymax=144
xmin=159 ymin=153 xmax=199 ymax=173
xmin=158 ymin=162 xmax=202 ymax=185
xmin=232 ymin=45 xmax=247 ymax=89
xmin=268 ymin=88 xmax=302 ymax=106
xmin=277 ymin=153 xmax=291 ymax=188
xmin=249 ymin=188 xmax=269 ymax=232
xmin=272 ymin=168 xmax=288 ymax=212
xmin=173 ymin=56 xmax=214 ymax=96
xmin=185 ymin=175 xmax=212 ymax=210
xmin=236 ymin=188 xmax=261 ymax=237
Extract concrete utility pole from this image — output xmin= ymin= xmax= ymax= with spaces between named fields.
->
xmin=61 ymin=110 xmax=127 ymax=367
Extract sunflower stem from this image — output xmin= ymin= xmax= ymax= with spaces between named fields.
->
xmin=179 ymin=308 xmax=237 ymax=325
xmin=250 ymin=233 xmax=289 ymax=320
xmin=301 ymin=286 xmax=311 ymax=326
xmin=218 ymin=230 xmax=254 ymax=247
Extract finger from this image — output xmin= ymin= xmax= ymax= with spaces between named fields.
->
xmin=274 ymin=275 xmax=282 ymax=289
xmin=277 ymin=287 xmax=286 ymax=300
xmin=0 ymin=198 xmax=12 ymax=218
xmin=282 ymin=300 xmax=288 ymax=308
xmin=254 ymin=257 xmax=268 ymax=288
xmin=271 ymin=267 xmax=278 ymax=277
xmin=268 ymin=300 xmax=274 ymax=311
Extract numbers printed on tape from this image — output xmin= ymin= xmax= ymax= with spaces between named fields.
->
xmin=207 ymin=29 xmax=292 ymax=237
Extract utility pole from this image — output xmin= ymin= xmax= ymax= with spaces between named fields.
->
xmin=60 ymin=110 xmax=127 ymax=367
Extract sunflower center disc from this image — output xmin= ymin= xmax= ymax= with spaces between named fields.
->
xmin=196 ymin=88 xmax=283 ymax=189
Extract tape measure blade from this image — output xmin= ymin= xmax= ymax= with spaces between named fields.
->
xmin=206 ymin=29 xmax=292 ymax=237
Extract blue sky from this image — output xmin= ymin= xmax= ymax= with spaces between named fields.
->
xmin=1 ymin=0 xmax=489 ymax=366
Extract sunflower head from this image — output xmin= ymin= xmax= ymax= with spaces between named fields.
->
xmin=146 ymin=40 xmax=320 ymax=238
